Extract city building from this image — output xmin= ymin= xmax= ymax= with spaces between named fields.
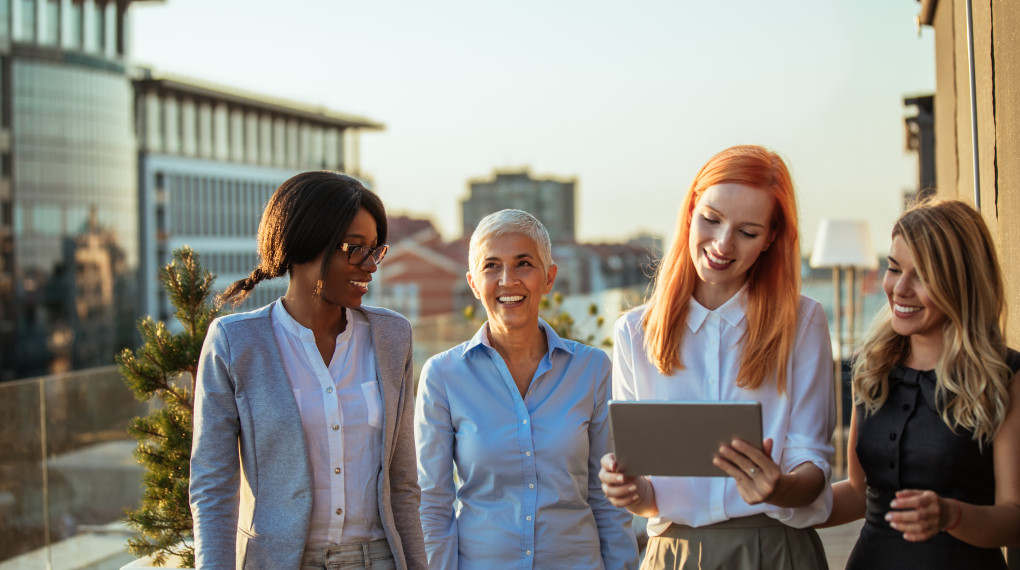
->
xmin=903 ymin=94 xmax=935 ymax=209
xmin=376 ymin=215 xmax=469 ymax=320
xmin=375 ymin=210 xmax=655 ymax=325
xmin=461 ymin=167 xmax=576 ymax=242
xmin=553 ymin=240 xmax=656 ymax=297
xmin=134 ymin=70 xmax=384 ymax=323
xmin=0 ymin=0 xmax=151 ymax=380
xmin=915 ymin=0 xmax=1020 ymax=344
xmin=0 ymin=0 xmax=385 ymax=380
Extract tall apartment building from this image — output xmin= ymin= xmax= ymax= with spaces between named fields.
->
xmin=0 ymin=0 xmax=148 ymax=380
xmin=134 ymin=72 xmax=384 ymax=323
xmin=461 ymin=168 xmax=576 ymax=242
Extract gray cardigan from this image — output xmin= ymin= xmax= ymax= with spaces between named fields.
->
xmin=189 ymin=303 xmax=427 ymax=569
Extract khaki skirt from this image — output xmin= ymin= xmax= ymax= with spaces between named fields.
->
xmin=642 ymin=514 xmax=828 ymax=570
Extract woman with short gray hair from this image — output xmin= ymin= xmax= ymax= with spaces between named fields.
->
xmin=415 ymin=209 xmax=638 ymax=569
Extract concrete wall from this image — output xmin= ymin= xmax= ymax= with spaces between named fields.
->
xmin=929 ymin=0 xmax=1020 ymax=345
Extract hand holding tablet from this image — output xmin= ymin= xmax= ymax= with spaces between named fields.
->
xmin=608 ymin=401 xmax=763 ymax=477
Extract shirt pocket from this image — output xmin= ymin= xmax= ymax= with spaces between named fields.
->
xmin=361 ymin=381 xmax=383 ymax=429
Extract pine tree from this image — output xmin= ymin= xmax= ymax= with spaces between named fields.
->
xmin=117 ymin=246 xmax=222 ymax=568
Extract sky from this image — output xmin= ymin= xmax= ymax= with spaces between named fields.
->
xmin=130 ymin=0 xmax=935 ymax=257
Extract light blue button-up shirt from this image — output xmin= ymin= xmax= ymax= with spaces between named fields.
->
xmin=415 ymin=319 xmax=637 ymax=570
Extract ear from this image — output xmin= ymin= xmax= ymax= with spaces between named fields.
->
xmin=543 ymin=264 xmax=558 ymax=294
xmin=466 ymin=270 xmax=481 ymax=300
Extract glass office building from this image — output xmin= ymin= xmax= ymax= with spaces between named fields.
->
xmin=0 ymin=0 xmax=144 ymax=380
xmin=135 ymin=73 xmax=383 ymax=322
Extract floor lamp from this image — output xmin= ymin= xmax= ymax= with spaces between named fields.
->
xmin=809 ymin=219 xmax=876 ymax=478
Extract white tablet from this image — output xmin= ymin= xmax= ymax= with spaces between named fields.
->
xmin=608 ymin=400 xmax=763 ymax=477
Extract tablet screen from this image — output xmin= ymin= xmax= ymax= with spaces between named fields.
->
xmin=609 ymin=401 xmax=763 ymax=477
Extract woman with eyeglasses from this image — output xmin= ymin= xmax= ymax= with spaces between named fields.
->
xmin=190 ymin=171 xmax=427 ymax=570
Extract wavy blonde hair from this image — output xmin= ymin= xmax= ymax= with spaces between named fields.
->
xmin=853 ymin=198 xmax=1010 ymax=444
xmin=642 ymin=145 xmax=800 ymax=393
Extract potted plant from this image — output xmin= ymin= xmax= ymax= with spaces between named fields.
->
xmin=117 ymin=247 xmax=221 ymax=568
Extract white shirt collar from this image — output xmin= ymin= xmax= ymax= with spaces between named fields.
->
xmin=271 ymin=298 xmax=355 ymax=344
xmin=686 ymin=285 xmax=748 ymax=332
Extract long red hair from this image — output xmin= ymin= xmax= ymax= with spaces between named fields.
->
xmin=642 ymin=145 xmax=801 ymax=393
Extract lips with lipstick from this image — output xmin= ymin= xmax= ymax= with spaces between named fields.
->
xmin=705 ymin=249 xmax=734 ymax=270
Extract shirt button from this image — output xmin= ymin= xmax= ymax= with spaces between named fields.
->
xmin=334 ymin=467 xmax=341 ymax=474
xmin=523 ymin=419 xmax=528 ymax=424
xmin=902 ymin=403 xmax=910 ymax=411
xmin=709 ymin=338 xmax=717 ymax=346
xmin=889 ymin=433 xmax=897 ymax=441
xmin=525 ymin=451 xmax=531 ymax=456
xmin=529 ymin=483 xmax=535 ymax=489
xmin=336 ymin=508 xmax=343 ymax=515
xmin=526 ymin=550 xmax=532 ymax=556
xmin=526 ymin=516 xmax=532 ymax=521
xmin=889 ymin=461 xmax=896 ymax=469
xmin=332 ymin=425 xmax=340 ymax=431
xmin=709 ymin=378 xmax=716 ymax=384
xmin=326 ymin=387 xmax=333 ymax=393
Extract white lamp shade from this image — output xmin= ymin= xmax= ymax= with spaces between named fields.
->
xmin=809 ymin=219 xmax=878 ymax=269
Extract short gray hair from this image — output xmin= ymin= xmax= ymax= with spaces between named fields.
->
xmin=468 ymin=209 xmax=555 ymax=271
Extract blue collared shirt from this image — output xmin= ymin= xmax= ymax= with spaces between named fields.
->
xmin=415 ymin=319 xmax=637 ymax=570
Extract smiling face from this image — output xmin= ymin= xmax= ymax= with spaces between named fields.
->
xmin=883 ymin=234 xmax=947 ymax=342
xmin=292 ymin=207 xmax=380 ymax=309
xmin=467 ymin=232 xmax=557 ymax=337
xmin=687 ymin=183 xmax=775 ymax=309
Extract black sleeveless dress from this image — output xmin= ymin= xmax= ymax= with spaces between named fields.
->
xmin=845 ymin=349 xmax=1020 ymax=570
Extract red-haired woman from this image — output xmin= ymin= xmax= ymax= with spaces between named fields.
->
xmin=600 ymin=145 xmax=835 ymax=569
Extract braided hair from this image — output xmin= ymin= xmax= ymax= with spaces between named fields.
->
xmin=218 ymin=171 xmax=388 ymax=307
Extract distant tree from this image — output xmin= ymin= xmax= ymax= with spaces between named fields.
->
xmin=117 ymin=246 xmax=221 ymax=568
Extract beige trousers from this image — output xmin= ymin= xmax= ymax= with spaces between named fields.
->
xmin=642 ymin=514 xmax=829 ymax=570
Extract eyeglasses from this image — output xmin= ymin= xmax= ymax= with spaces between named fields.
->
xmin=338 ymin=242 xmax=389 ymax=266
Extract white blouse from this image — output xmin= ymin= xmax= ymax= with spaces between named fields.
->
xmin=612 ymin=291 xmax=835 ymax=534
xmin=271 ymin=300 xmax=385 ymax=547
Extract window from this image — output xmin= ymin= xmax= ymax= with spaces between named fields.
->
xmin=19 ymin=0 xmax=36 ymax=42
xmin=67 ymin=0 xmax=81 ymax=48
xmin=93 ymin=0 xmax=104 ymax=53
xmin=42 ymin=0 xmax=58 ymax=45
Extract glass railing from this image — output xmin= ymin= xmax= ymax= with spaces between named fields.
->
xmin=0 ymin=284 xmax=659 ymax=568
xmin=0 ymin=365 xmax=149 ymax=569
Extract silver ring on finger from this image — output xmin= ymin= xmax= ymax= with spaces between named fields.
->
xmin=749 ymin=467 xmax=758 ymax=476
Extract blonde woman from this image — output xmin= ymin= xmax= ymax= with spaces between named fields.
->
xmin=823 ymin=199 xmax=1020 ymax=569
xmin=599 ymin=145 xmax=834 ymax=569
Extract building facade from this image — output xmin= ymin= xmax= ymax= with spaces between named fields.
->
xmin=376 ymin=215 xmax=468 ymax=320
xmin=134 ymin=72 xmax=384 ymax=322
xmin=461 ymin=168 xmax=576 ymax=242
xmin=917 ymin=0 xmax=1020 ymax=345
xmin=0 ymin=0 xmax=146 ymax=380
